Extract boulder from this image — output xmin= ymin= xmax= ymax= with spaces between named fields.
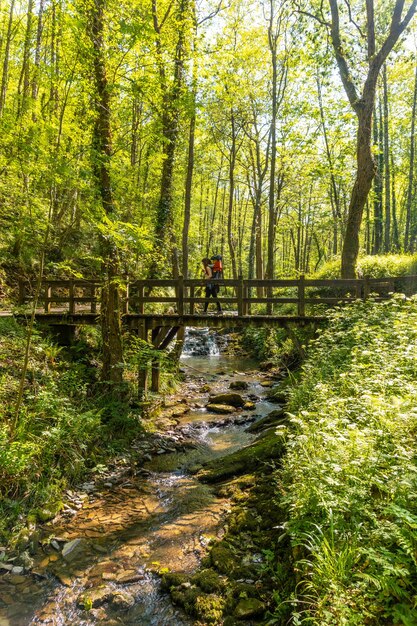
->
xmin=206 ymin=404 xmax=237 ymax=414
xmin=246 ymin=408 xmax=286 ymax=434
xmin=234 ymin=598 xmax=266 ymax=619
xmin=208 ymin=393 xmax=245 ymax=407
xmin=62 ymin=538 xmax=88 ymax=562
xmin=229 ymin=381 xmax=249 ymax=390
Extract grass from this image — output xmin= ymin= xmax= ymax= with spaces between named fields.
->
xmin=273 ymin=297 xmax=417 ymax=625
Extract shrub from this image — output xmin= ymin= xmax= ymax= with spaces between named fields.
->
xmin=313 ymin=254 xmax=417 ymax=279
xmin=277 ymin=298 xmax=417 ymax=624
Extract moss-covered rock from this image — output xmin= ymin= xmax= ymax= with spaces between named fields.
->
xmin=208 ymin=393 xmax=245 ymax=407
xmin=161 ymin=572 xmax=189 ymax=591
xmin=210 ymin=545 xmax=238 ymax=574
xmin=245 ymin=408 xmax=286 ymax=434
xmin=170 ymin=585 xmax=201 ymax=613
xmin=196 ymin=430 xmax=285 ymax=483
xmin=206 ymin=404 xmax=237 ymax=414
xmin=230 ymin=381 xmax=249 ymax=390
xmin=195 ymin=593 xmax=226 ymax=623
xmin=265 ymin=387 xmax=287 ymax=404
xmin=234 ymin=597 xmax=266 ymax=619
xmin=192 ymin=568 xmax=225 ymax=593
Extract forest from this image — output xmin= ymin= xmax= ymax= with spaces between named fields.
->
xmin=2 ymin=0 xmax=417 ymax=625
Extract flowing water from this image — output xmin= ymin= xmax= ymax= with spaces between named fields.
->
xmin=0 ymin=332 xmax=276 ymax=626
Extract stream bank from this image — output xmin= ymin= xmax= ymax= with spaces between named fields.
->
xmin=0 ymin=332 xmax=294 ymax=626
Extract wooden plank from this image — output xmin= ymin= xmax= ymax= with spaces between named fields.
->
xmin=158 ymin=326 xmax=180 ymax=350
xmin=244 ymin=279 xmax=299 ymax=287
xmin=140 ymin=297 xmax=178 ymax=303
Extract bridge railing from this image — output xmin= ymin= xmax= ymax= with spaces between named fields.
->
xmin=18 ymin=279 xmax=101 ymax=314
xmin=16 ymin=274 xmax=417 ymax=317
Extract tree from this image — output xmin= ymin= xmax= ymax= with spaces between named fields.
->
xmin=326 ymin=0 xmax=417 ymax=276
xmin=88 ymin=0 xmax=123 ymax=386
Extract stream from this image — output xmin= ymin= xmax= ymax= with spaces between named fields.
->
xmin=0 ymin=331 xmax=276 ymax=626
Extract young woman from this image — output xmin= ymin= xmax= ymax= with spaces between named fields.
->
xmin=202 ymin=258 xmax=222 ymax=314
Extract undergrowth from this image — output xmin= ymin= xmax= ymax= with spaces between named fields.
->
xmin=0 ymin=318 xmax=152 ymax=544
xmin=274 ymin=297 xmax=417 ymax=625
xmin=313 ymin=253 xmax=417 ymax=279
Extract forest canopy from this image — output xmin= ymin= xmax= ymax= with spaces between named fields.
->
xmin=0 ymin=0 xmax=416 ymax=284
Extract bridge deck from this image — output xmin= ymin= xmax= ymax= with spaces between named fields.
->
xmin=1 ymin=311 xmax=326 ymax=328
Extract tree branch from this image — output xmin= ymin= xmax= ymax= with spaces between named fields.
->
xmin=328 ymin=0 xmax=360 ymax=110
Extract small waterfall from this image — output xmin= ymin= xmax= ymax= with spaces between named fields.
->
xmin=181 ymin=328 xmax=220 ymax=357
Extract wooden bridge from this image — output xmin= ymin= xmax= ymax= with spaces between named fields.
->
xmin=5 ymin=274 xmax=416 ymax=391
xmin=8 ymin=274 xmax=417 ymax=326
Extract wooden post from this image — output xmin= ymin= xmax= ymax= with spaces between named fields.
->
xmin=237 ymin=275 xmax=244 ymax=317
xmin=90 ymin=283 xmax=97 ymax=314
xmin=44 ymin=284 xmax=52 ymax=313
xmin=138 ymin=320 xmax=148 ymax=397
xmin=138 ymin=283 xmax=144 ymax=314
xmin=364 ymin=276 xmax=370 ymax=300
xmin=266 ymin=285 xmax=272 ymax=315
xmin=298 ymin=274 xmax=305 ymax=317
xmin=177 ymin=275 xmax=184 ymax=317
xmin=18 ymin=278 xmax=26 ymax=305
xmin=151 ymin=327 xmax=160 ymax=392
xmin=123 ymin=279 xmax=129 ymax=315
xmin=242 ymin=281 xmax=248 ymax=316
xmin=355 ymin=279 xmax=362 ymax=300
xmin=190 ymin=285 xmax=195 ymax=315
xmin=68 ymin=280 xmax=75 ymax=314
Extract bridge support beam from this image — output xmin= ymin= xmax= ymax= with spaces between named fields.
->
xmin=138 ymin=320 xmax=148 ymax=398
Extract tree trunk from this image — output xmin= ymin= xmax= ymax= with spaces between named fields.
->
xmin=372 ymin=103 xmax=383 ymax=253
xmin=182 ymin=92 xmax=195 ymax=279
xmin=31 ymin=0 xmax=44 ymax=104
xmin=17 ymin=0 xmax=34 ymax=116
xmin=89 ymin=0 xmax=123 ymax=386
xmin=0 ymin=0 xmax=16 ymax=116
xmin=405 ymin=61 xmax=417 ymax=250
xmin=341 ymin=106 xmax=376 ymax=278
xmin=227 ymin=110 xmax=238 ymax=280
xmin=149 ymin=0 xmax=189 ymax=279
xmin=382 ymin=64 xmax=391 ymax=252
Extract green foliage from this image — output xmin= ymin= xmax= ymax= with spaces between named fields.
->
xmin=277 ymin=298 xmax=417 ymax=624
xmin=314 ymin=254 xmax=417 ymax=279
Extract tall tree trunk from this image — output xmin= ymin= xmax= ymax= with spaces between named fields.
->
xmin=341 ymin=104 xmax=376 ymax=278
xmin=405 ymin=61 xmax=417 ymax=250
xmin=89 ymin=0 xmax=123 ymax=386
xmin=182 ymin=91 xmax=195 ymax=279
xmin=391 ymin=150 xmax=400 ymax=250
xmin=382 ymin=64 xmax=391 ymax=252
xmin=0 ymin=0 xmax=16 ymax=116
xmin=149 ymin=0 xmax=189 ymax=279
xmin=17 ymin=0 xmax=34 ymax=116
xmin=372 ymin=103 xmax=383 ymax=253
xmin=31 ymin=0 xmax=44 ymax=104
xmin=227 ymin=110 xmax=238 ymax=280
